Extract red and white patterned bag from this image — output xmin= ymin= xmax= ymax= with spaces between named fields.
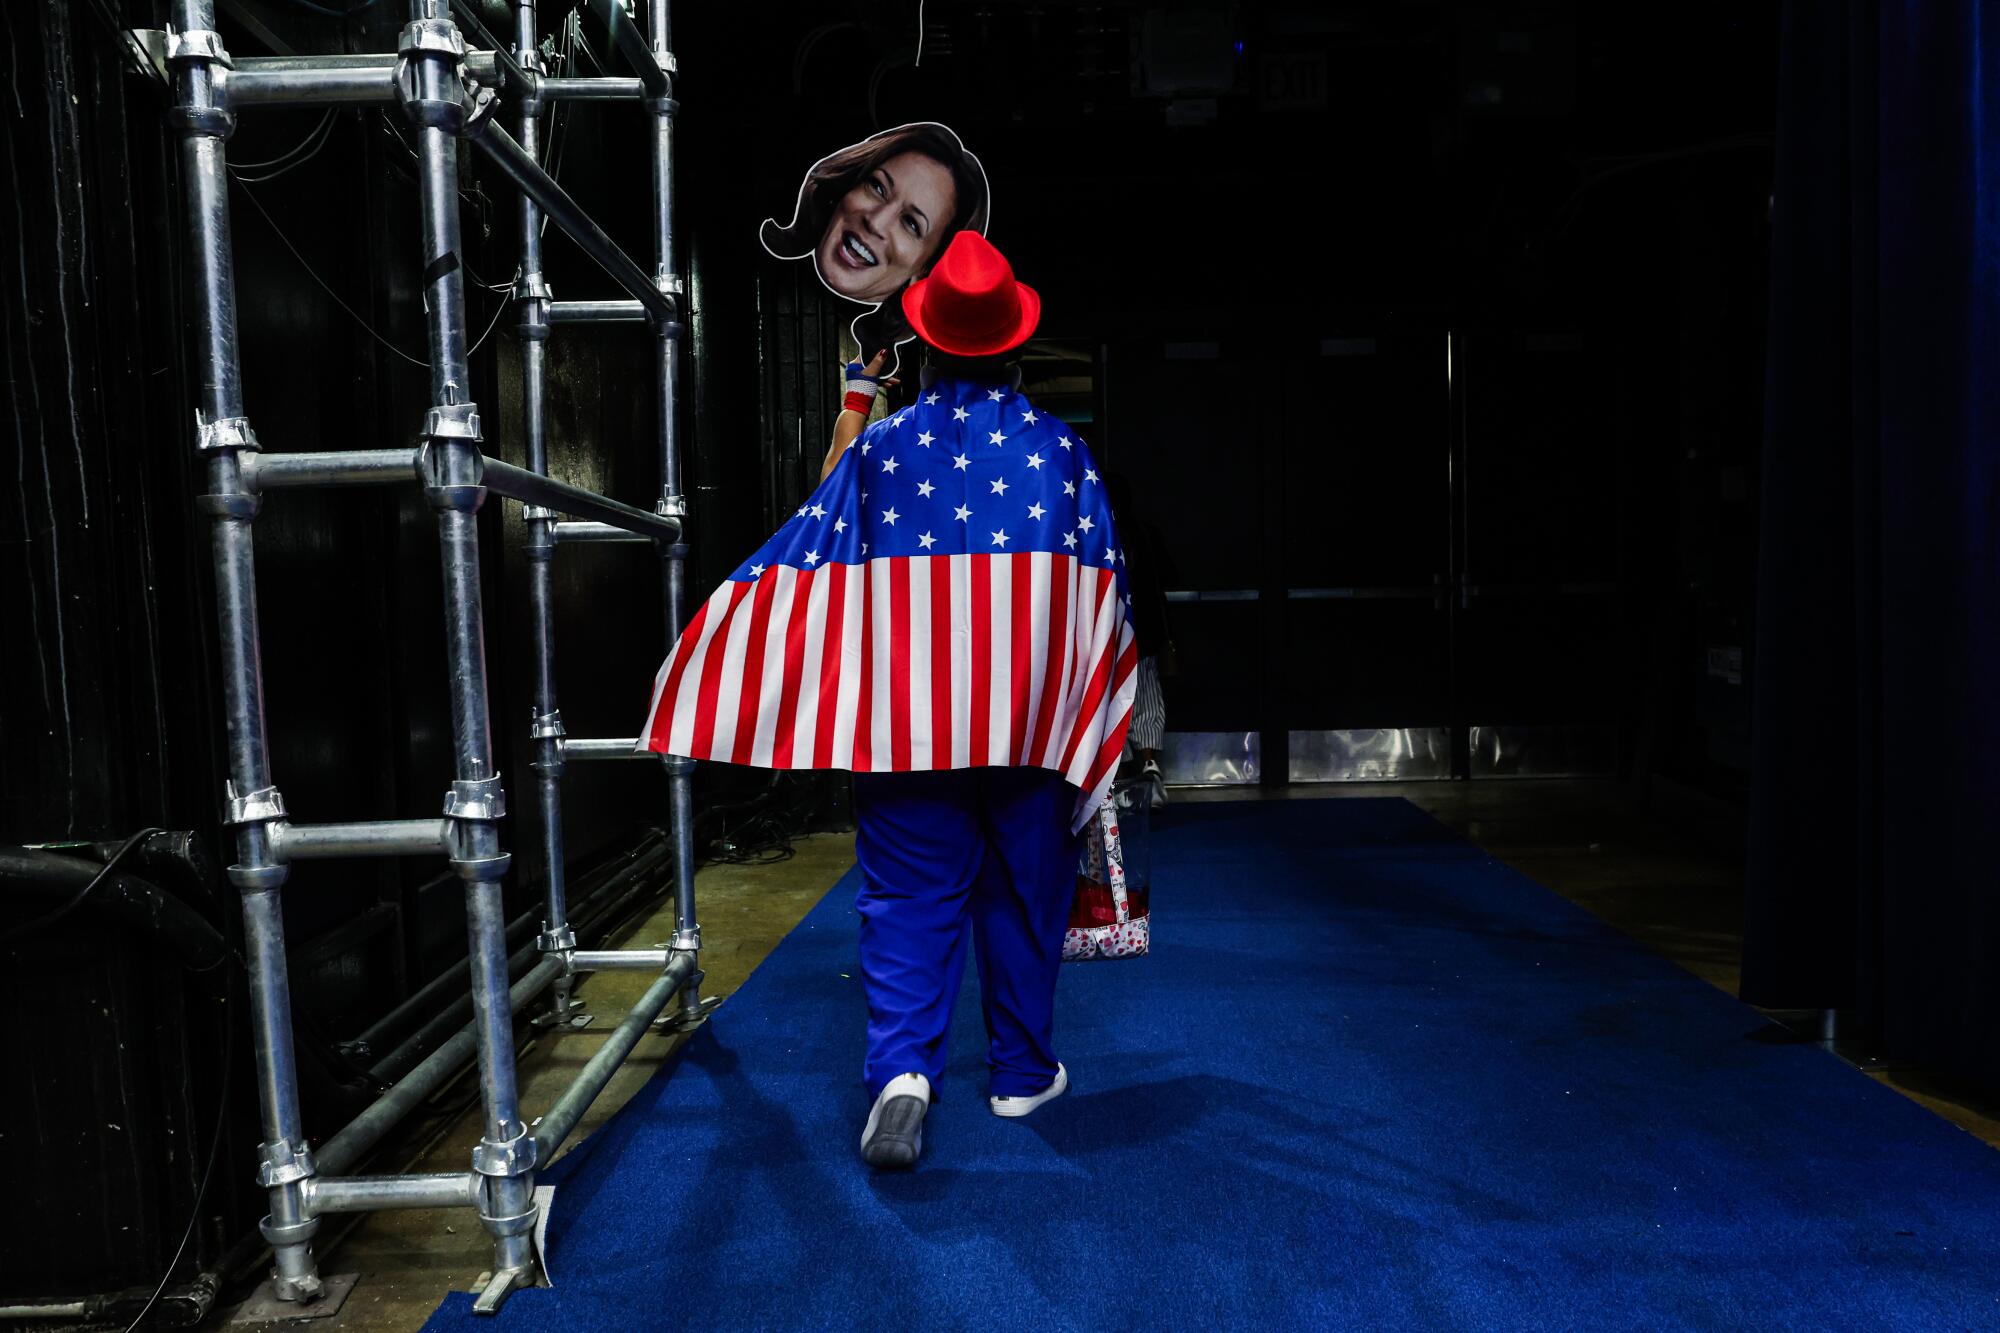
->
xmin=1063 ymin=795 xmax=1150 ymax=962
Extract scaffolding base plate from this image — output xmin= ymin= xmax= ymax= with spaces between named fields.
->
xmin=230 ymin=1272 xmax=359 ymax=1323
xmin=655 ymin=993 xmax=724 ymax=1033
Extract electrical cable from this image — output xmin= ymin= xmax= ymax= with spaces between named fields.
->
xmin=0 ymin=826 xmax=165 ymax=945
xmin=122 ymin=997 xmax=234 ymax=1332
xmin=230 ymin=109 xmax=335 ymax=172
xmin=231 ymin=111 xmax=340 ymax=184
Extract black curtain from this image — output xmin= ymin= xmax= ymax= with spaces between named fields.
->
xmin=1745 ymin=0 xmax=2000 ymax=1091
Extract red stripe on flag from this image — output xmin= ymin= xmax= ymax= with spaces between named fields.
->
xmin=730 ymin=572 xmax=781 ymax=766
xmin=1026 ymin=556 xmax=1072 ymax=766
xmin=890 ymin=557 xmax=913 ymax=772
xmin=968 ymin=554 xmax=992 ymax=766
xmin=929 ymin=554 xmax=953 ymax=771
xmin=1008 ymin=551 xmax=1034 ymax=762
xmin=1077 ymin=639 xmax=1142 ymax=795
xmin=811 ymin=565 xmax=848 ymax=768
xmin=768 ymin=566 xmax=815 ymax=767
xmin=689 ymin=581 xmax=753 ymax=759
xmin=1058 ymin=573 xmax=1119 ymax=774
xmin=642 ymin=589 xmax=717 ymax=752
xmin=853 ymin=563 xmax=875 ymax=770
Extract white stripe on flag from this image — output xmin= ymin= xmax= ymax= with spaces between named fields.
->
xmin=870 ymin=556 xmax=894 ymax=770
xmin=949 ymin=554 xmax=972 ymax=769
xmin=747 ymin=565 xmax=796 ymax=765
xmin=829 ymin=562 xmax=864 ymax=768
xmin=666 ymin=583 xmax=734 ymax=756
xmin=986 ymin=552 xmax=1012 ymax=765
xmin=792 ymin=563 xmax=830 ymax=767
xmin=706 ymin=581 xmax=759 ymax=760
xmin=908 ymin=556 xmax=934 ymax=770
xmin=1022 ymin=550 xmax=1053 ymax=764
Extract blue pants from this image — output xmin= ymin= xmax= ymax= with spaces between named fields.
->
xmin=852 ymin=767 xmax=1080 ymax=1100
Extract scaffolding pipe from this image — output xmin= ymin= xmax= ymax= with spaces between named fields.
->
xmin=462 ymin=117 xmax=676 ymax=323
xmin=542 ymin=76 xmax=647 ymax=100
xmin=317 ymin=957 xmax=565 ymax=1179
xmin=168 ymin=0 xmax=323 ymax=1302
xmin=246 ymin=448 xmax=419 ymax=489
xmin=404 ymin=0 xmax=538 ymax=1288
xmin=569 ymin=949 xmax=672 ymax=971
xmin=554 ymin=521 xmax=653 ymax=543
xmin=586 ymin=0 xmax=672 ymax=96
xmin=484 ymin=458 xmax=682 ymax=538
xmin=549 ymin=299 xmax=649 ymax=323
xmin=307 ymin=1173 xmax=479 ymax=1214
xmin=563 ymin=737 xmax=650 ymax=760
xmin=532 ymin=954 xmax=696 ymax=1163
xmin=270 ymin=820 xmax=449 ymax=861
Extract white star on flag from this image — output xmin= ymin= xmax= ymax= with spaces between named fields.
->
xmin=954 ymin=504 xmax=972 ymax=522
xmin=796 ymin=505 xmax=808 ymax=517
xmin=917 ymin=530 xmax=936 ymax=549
xmin=1062 ymin=531 xmax=1077 ymax=549
xmin=925 ymin=392 xmax=940 ymax=404
xmin=834 ymin=517 xmax=847 ymax=533
xmin=1058 ymin=437 xmax=1072 ymax=450
xmin=989 ymin=430 xmax=1007 ymax=446
xmin=749 ymin=563 xmax=766 ymax=576
xmin=1084 ymin=468 xmax=1099 ymax=483
xmin=917 ymin=431 xmax=934 ymax=447
xmin=882 ymin=456 xmax=899 ymax=474
xmin=803 ymin=549 xmax=820 ymax=565
xmin=882 ymin=507 xmax=900 ymax=525
xmin=987 ymin=388 xmax=1004 ymax=401
xmin=952 ymin=453 xmax=971 ymax=471
xmin=1077 ymin=514 xmax=1095 ymax=532
xmin=991 ymin=528 xmax=1010 ymax=547
xmin=1026 ymin=452 xmax=1044 ymax=470
xmin=891 ymin=412 xmax=908 ymax=426
xmin=860 ymin=441 xmax=871 ymax=456
xmin=952 ymin=406 xmax=970 ymax=421
xmin=1021 ymin=409 xmax=1037 ymax=424
xmin=1103 ymin=549 xmax=1116 ymax=565
xmin=916 ymin=479 xmax=936 ymax=498
xmin=990 ymin=477 xmax=1010 ymax=495
xmin=808 ymin=503 xmax=826 ymax=519
xmin=1063 ymin=480 xmax=1077 ymax=496
xmin=1026 ymin=502 xmax=1046 ymax=520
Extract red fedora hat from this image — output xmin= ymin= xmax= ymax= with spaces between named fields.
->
xmin=901 ymin=231 xmax=1041 ymax=357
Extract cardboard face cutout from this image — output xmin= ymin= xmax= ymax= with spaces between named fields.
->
xmin=759 ymin=122 xmax=990 ymax=372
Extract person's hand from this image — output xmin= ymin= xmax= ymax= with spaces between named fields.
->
xmin=841 ymin=349 xmax=899 ymax=416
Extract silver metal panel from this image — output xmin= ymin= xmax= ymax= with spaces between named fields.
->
xmin=1469 ymin=724 xmax=1618 ymax=778
xmin=1159 ymin=731 xmax=1260 ymax=785
xmin=1288 ymin=728 xmax=1452 ymax=782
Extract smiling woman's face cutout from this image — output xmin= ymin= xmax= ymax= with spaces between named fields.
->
xmin=814 ymin=151 xmax=959 ymax=305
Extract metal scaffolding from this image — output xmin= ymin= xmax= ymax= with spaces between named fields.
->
xmin=166 ymin=0 xmax=695 ymax=1313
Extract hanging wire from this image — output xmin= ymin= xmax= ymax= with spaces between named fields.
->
xmin=231 ymin=108 xmax=335 ymax=172
xmin=230 ymin=110 xmax=340 ymax=184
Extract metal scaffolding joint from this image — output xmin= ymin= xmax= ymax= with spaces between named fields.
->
xmin=197 ymin=413 xmax=260 ymax=452
xmin=443 ymin=776 xmax=506 ymax=822
xmin=165 ymin=27 xmax=232 ymax=69
xmin=530 ymin=710 xmax=566 ymax=741
xmin=471 ymin=1123 xmax=537 ymax=1179
xmin=196 ymin=490 xmax=262 ymax=520
xmin=259 ymin=1215 xmax=320 ymax=1250
xmin=224 ymin=781 xmax=288 ymax=827
xmin=256 ymin=1139 xmax=317 ymax=1189
xmin=537 ymin=925 xmax=577 ymax=953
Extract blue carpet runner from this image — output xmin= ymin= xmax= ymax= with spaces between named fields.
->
xmin=425 ymin=798 xmax=2000 ymax=1329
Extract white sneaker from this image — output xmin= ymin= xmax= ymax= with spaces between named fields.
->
xmin=989 ymin=1063 xmax=1068 ymax=1118
xmin=860 ymin=1072 xmax=930 ymax=1168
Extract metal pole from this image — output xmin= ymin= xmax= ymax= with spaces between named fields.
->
xmin=306 ymin=1173 xmax=479 ymax=1214
xmin=269 ymin=819 xmax=450 ymax=861
xmin=531 ymin=953 xmax=696 ymax=1163
xmin=167 ymin=4 xmax=322 ymax=1303
xmin=647 ymin=0 xmax=705 ymax=1024
xmin=512 ymin=0 xmax=582 ymax=1032
xmin=400 ymin=1 xmax=536 ymax=1297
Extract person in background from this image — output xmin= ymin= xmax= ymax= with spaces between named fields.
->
xmin=1104 ymin=473 xmax=1174 ymax=808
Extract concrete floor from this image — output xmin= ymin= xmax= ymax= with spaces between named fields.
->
xmin=220 ymin=778 xmax=2000 ymax=1328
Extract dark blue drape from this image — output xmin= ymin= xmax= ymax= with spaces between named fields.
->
xmin=1745 ymin=0 xmax=2000 ymax=1090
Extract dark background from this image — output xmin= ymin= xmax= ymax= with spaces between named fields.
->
xmin=1 ymin=0 xmax=1783 ymax=1312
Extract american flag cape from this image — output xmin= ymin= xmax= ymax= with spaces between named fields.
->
xmin=639 ymin=377 xmax=1138 ymax=832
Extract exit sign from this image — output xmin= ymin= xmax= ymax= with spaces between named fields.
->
xmin=1259 ymin=52 xmax=1328 ymax=111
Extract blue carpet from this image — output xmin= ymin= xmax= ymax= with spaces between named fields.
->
xmin=425 ymin=798 xmax=2000 ymax=1330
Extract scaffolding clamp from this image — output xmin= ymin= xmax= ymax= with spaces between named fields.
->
xmin=536 ymin=924 xmax=576 ymax=954
xmin=516 ymin=271 xmax=552 ymax=341
xmin=394 ymin=19 xmax=469 ymax=130
xmin=224 ymin=781 xmax=288 ymax=828
xmin=443 ymin=776 xmax=506 ymax=822
xmin=418 ymin=410 xmax=487 ymax=511
xmin=656 ymin=492 xmax=688 ymax=520
xmin=471 ymin=1120 xmax=537 ymax=1180
xmin=671 ymin=926 xmax=701 ymax=953
xmin=256 ymin=1138 xmax=317 ymax=1190
xmin=530 ymin=710 xmax=566 ymax=741
xmin=196 ymin=413 xmax=261 ymax=454
xmin=165 ymin=27 xmax=234 ymax=70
